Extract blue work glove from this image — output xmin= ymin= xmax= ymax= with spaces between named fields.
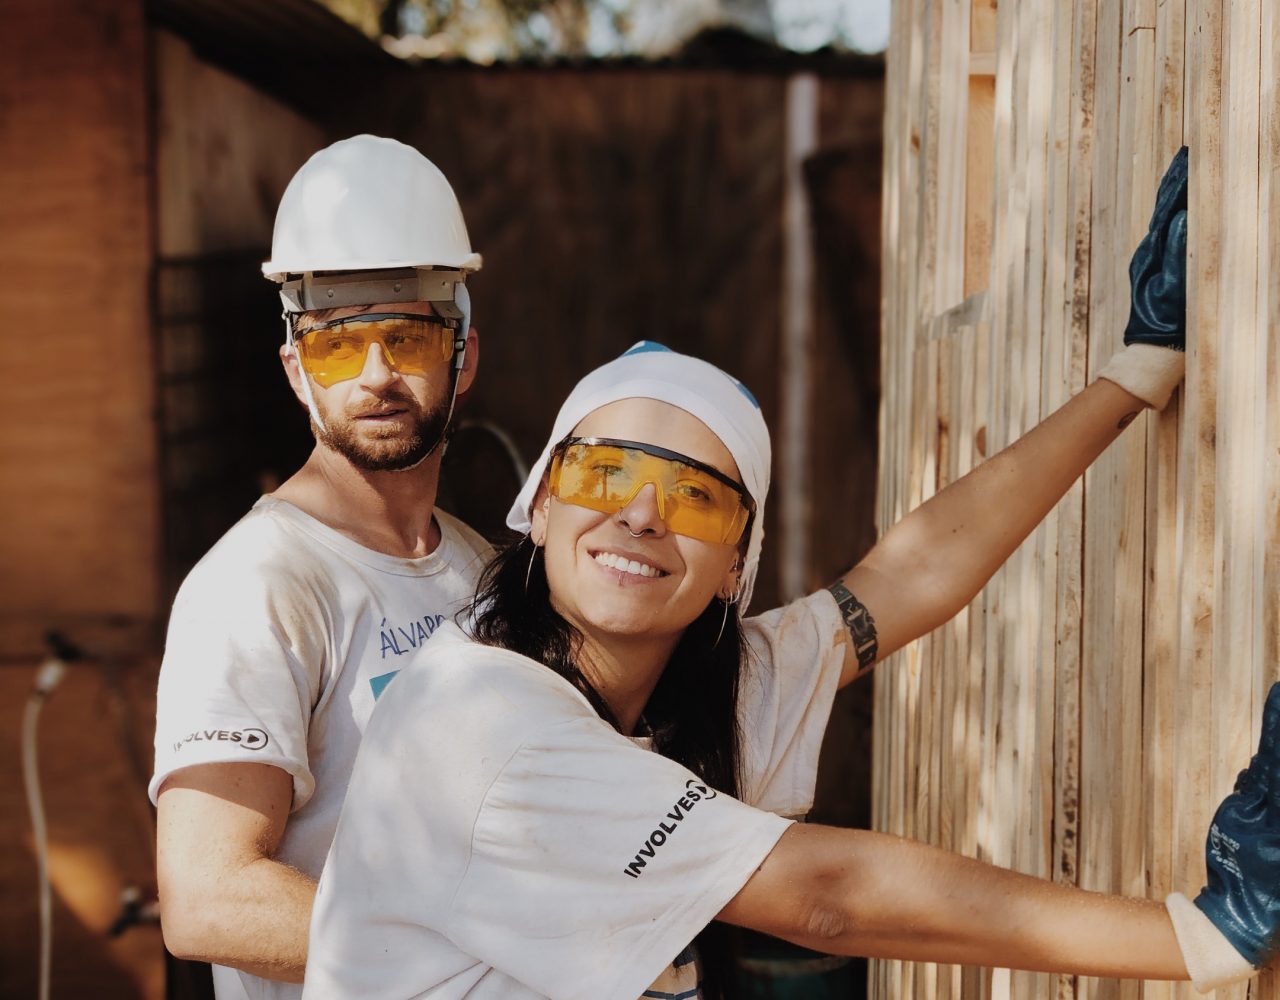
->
xmin=1124 ymin=146 xmax=1188 ymax=349
xmin=1194 ymin=681 xmax=1280 ymax=968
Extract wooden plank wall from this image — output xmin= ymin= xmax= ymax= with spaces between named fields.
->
xmin=875 ymin=1 xmax=1278 ymax=998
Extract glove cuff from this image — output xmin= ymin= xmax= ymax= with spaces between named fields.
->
xmin=1166 ymin=892 xmax=1258 ymax=993
xmin=1096 ymin=343 xmax=1186 ymax=410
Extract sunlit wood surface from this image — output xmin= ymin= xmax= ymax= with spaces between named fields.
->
xmin=875 ymin=0 xmax=1279 ymax=997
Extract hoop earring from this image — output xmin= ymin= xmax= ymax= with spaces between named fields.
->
xmin=714 ymin=592 xmax=740 ymax=648
xmin=524 ymin=537 xmax=541 ymax=594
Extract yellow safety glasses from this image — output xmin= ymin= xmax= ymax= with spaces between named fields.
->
xmin=548 ymin=437 xmax=754 ymax=545
xmin=292 ymin=312 xmax=461 ymax=387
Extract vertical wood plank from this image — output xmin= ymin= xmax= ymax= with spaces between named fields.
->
xmin=1173 ymin=14 xmax=1222 ymax=1000
xmin=1077 ymin=3 xmax=1137 ymax=996
xmin=936 ymin=0 xmax=972 ymax=311
xmin=1051 ymin=5 xmax=1100 ymax=959
xmin=1141 ymin=8 xmax=1187 ymax=1000
xmin=962 ymin=302 xmax=992 ymax=1000
xmin=1211 ymin=4 xmax=1262 ymax=931
xmin=1260 ymin=0 xmax=1280 ymax=752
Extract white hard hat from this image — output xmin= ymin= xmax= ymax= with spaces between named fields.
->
xmin=267 ymin=136 xmax=481 ymax=441
xmin=262 ymin=135 xmax=482 ymax=283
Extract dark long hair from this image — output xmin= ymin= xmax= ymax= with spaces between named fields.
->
xmin=470 ymin=535 xmax=748 ymax=999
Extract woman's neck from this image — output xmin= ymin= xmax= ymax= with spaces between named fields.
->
xmin=575 ymin=631 xmax=679 ymax=736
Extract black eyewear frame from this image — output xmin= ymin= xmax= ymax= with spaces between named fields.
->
xmin=556 ymin=436 xmax=756 ymax=515
xmin=292 ymin=311 xmax=461 ymax=338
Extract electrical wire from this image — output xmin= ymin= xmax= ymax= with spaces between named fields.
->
xmin=455 ymin=418 xmax=530 ymax=483
xmin=21 ymin=633 xmax=81 ymax=1000
xmin=22 ymin=661 xmax=64 ymax=1000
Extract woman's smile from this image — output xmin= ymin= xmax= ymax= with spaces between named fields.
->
xmin=589 ymin=547 xmax=671 ymax=580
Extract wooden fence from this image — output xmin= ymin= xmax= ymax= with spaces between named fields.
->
xmin=875 ymin=1 xmax=1278 ymax=998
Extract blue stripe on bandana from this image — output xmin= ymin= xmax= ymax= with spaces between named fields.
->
xmin=729 ymin=375 xmax=760 ymax=409
xmin=622 ymin=341 xmax=673 ymax=356
xmin=622 ymin=341 xmax=759 ymax=409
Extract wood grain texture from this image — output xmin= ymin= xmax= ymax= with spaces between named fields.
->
xmin=874 ymin=0 xmax=1276 ymax=996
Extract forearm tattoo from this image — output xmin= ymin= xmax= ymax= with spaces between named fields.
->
xmin=828 ymin=581 xmax=879 ymax=670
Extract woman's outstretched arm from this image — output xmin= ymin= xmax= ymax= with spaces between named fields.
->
xmin=719 ymin=823 xmax=1187 ymax=981
xmin=721 ymin=678 xmax=1280 ymax=991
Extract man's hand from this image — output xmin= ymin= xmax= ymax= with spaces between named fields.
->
xmin=1125 ymin=145 xmax=1189 ymax=350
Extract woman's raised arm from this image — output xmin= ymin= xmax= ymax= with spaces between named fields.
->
xmin=831 ymin=148 xmax=1188 ymax=686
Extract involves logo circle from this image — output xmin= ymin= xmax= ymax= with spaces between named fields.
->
xmin=241 ymin=728 xmax=269 ymax=750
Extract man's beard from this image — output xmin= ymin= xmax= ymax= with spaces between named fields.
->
xmin=316 ymin=389 xmax=452 ymax=472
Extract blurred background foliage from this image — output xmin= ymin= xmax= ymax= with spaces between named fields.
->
xmin=315 ymin=0 xmax=886 ymax=62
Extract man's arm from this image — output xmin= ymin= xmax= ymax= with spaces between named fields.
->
xmin=719 ymin=822 xmax=1189 ymax=980
xmin=156 ymin=762 xmax=315 ymax=982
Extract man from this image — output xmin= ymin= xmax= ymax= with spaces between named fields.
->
xmin=152 ymin=135 xmax=1188 ymax=999
xmin=151 ymin=135 xmax=493 ymax=999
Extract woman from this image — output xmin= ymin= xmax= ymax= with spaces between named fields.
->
xmin=302 ymin=342 xmax=1275 ymax=1000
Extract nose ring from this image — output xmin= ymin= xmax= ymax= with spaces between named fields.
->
xmin=627 ymin=529 xmax=645 ymax=538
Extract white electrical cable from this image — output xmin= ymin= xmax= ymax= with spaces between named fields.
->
xmin=455 ymin=418 xmax=530 ymax=484
xmin=23 ymin=655 xmax=67 ymax=1000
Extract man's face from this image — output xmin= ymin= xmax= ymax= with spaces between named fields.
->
xmin=285 ymin=302 xmax=468 ymax=472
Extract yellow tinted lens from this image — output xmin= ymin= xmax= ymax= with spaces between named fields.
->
xmin=297 ymin=329 xmax=368 ymax=386
xmin=375 ymin=317 xmax=453 ymax=374
xmin=663 ymin=471 xmax=748 ymax=545
xmin=550 ymin=443 xmax=748 ymax=545
xmin=551 ymin=444 xmax=639 ymax=511
xmin=296 ymin=317 xmax=453 ymax=387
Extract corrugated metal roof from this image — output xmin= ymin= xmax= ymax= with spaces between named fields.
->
xmin=147 ymin=0 xmax=399 ymax=116
xmin=407 ymin=28 xmax=883 ymax=76
xmin=146 ymin=2 xmax=880 ymax=118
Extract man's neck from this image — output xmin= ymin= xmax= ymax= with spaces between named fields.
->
xmin=272 ymin=445 xmax=444 ymax=558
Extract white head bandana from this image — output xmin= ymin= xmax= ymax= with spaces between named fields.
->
xmin=507 ymin=341 xmax=771 ymax=612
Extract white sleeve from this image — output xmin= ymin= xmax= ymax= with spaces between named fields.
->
xmin=447 ymin=716 xmax=792 ymax=1000
xmin=148 ymin=554 xmax=327 ymax=809
xmin=738 ymin=589 xmax=848 ymax=815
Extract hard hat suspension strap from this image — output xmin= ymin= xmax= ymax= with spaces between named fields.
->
xmin=279 ymin=267 xmax=464 ymax=314
xmin=282 ymin=313 xmax=329 ymax=434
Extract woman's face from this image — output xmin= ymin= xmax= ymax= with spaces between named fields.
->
xmin=530 ymin=398 xmax=745 ymax=645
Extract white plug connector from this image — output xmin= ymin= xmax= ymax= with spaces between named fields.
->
xmin=31 ymin=658 xmax=66 ymax=698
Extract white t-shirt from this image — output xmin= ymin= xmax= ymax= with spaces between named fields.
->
xmin=150 ymin=496 xmax=493 ymax=1000
xmin=303 ymin=589 xmax=847 ymax=1000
